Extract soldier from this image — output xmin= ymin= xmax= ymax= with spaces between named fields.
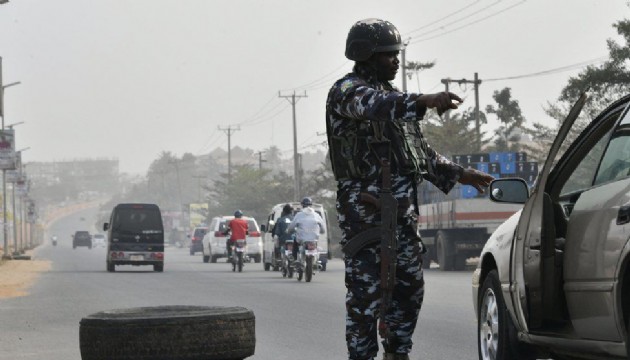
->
xmin=326 ymin=18 xmax=493 ymax=360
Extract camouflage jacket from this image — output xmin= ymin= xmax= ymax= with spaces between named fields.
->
xmin=326 ymin=64 xmax=463 ymax=240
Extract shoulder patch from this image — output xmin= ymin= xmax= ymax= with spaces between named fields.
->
xmin=340 ymin=80 xmax=353 ymax=94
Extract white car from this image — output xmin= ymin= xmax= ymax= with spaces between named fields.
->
xmin=92 ymin=234 xmax=106 ymax=247
xmin=201 ymin=216 xmax=262 ymax=263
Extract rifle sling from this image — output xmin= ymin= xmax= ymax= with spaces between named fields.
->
xmin=341 ymin=227 xmax=382 ymax=258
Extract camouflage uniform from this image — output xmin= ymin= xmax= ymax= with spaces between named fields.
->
xmin=326 ymin=63 xmax=463 ymax=360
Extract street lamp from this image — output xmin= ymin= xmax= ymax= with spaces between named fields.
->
xmin=0 ymin=56 xmax=21 ymax=259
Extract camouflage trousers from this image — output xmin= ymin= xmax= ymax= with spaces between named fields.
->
xmin=344 ymin=224 xmax=425 ymax=360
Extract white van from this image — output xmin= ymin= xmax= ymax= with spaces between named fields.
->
xmin=261 ymin=202 xmax=331 ymax=271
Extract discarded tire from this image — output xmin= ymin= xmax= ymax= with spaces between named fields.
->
xmin=79 ymin=305 xmax=255 ymax=360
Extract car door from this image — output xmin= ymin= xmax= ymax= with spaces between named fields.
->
xmin=512 ymin=94 xmax=630 ymax=338
xmin=510 ymin=93 xmax=589 ymax=332
xmin=559 ymin=101 xmax=630 ymax=341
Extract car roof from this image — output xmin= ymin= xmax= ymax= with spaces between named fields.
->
xmin=270 ymin=202 xmax=324 ymax=212
xmin=114 ymin=203 xmax=161 ymax=210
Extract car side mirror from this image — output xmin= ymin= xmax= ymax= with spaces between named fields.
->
xmin=489 ymin=178 xmax=529 ymax=204
xmin=103 ymin=223 xmax=109 ymax=231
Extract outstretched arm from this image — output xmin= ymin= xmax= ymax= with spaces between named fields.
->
xmin=458 ymin=168 xmax=494 ymax=193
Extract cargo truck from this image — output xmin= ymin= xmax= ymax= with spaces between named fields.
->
xmin=417 ymin=151 xmax=538 ymax=271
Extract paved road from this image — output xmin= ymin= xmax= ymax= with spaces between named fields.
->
xmin=0 ymin=207 xmax=479 ymax=360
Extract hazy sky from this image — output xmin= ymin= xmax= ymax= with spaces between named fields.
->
xmin=0 ymin=0 xmax=627 ymax=175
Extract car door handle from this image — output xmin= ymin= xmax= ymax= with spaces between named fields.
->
xmin=617 ymin=205 xmax=630 ymax=225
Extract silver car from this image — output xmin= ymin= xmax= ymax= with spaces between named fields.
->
xmin=473 ymin=93 xmax=630 ymax=360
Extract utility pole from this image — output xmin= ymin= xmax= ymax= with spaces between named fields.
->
xmin=0 ymin=57 xmax=21 ymax=259
xmin=440 ymin=79 xmax=451 ymax=122
xmin=278 ymin=91 xmax=307 ymax=201
xmin=440 ymin=73 xmax=483 ymax=151
xmin=256 ymin=151 xmax=266 ymax=170
xmin=192 ymin=174 xmax=206 ymax=201
xmin=401 ymin=44 xmax=408 ymax=92
xmin=218 ymin=125 xmax=240 ymax=182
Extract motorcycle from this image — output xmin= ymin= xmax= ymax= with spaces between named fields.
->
xmin=230 ymin=239 xmax=249 ymax=272
xmin=294 ymin=238 xmax=321 ymax=282
xmin=281 ymin=239 xmax=295 ymax=278
xmin=51 ymin=236 xmax=58 ymax=247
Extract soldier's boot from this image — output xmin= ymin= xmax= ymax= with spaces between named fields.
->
xmin=382 ymin=354 xmax=409 ymax=360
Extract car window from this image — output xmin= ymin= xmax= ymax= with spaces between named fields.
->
xmin=194 ymin=228 xmax=207 ymax=237
xmin=560 ymin=133 xmax=610 ymax=196
xmin=557 ymin=106 xmax=627 ymax=197
xmin=593 ymin=111 xmax=630 ymax=185
xmin=114 ymin=208 xmax=162 ymax=233
xmin=247 ymin=219 xmax=259 ymax=231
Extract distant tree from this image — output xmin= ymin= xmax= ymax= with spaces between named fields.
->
xmin=561 ymin=18 xmax=630 ymax=118
xmin=206 ymin=165 xmax=293 ymax=222
xmin=422 ymin=106 xmax=488 ymax=156
xmin=524 ymin=16 xmax=630 ymax=163
xmin=485 ymin=87 xmax=525 ymax=152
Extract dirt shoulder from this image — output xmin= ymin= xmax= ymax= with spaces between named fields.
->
xmin=0 ymin=252 xmax=51 ymax=299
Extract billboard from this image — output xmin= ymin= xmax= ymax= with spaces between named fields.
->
xmin=0 ymin=129 xmax=15 ymax=170
xmin=189 ymin=203 xmax=208 ymax=228
xmin=6 ymin=151 xmax=20 ymax=183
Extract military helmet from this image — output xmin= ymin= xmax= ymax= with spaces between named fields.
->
xmin=234 ymin=210 xmax=243 ymax=218
xmin=301 ymin=197 xmax=313 ymax=207
xmin=345 ymin=18 xmax=404 ymax=61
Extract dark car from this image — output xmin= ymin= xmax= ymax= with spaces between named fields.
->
xmin=72 ymin=231 xmax=92 ymax=249
xmin=188 ymin=226 xmax=208 ymax=256
xmin=103 ymin=203 xmax=164 ymax=272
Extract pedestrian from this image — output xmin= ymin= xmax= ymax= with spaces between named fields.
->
xmin=326 ymin=18 xmax=494 ymax=360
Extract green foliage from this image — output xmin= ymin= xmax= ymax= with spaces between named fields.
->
xmin=207 ymin=165 xmax=293 ymax=222
xmin=561 ymin=18 xmax=630 ymax=118
xmin=422 ymin=106 xmax=488 ymax=156
xmin=485 ymin=87 xmax=526 ymax=152
xmin=527 ymin=17 xmax=630 ymax=163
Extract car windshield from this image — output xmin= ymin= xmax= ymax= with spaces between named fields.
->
xmin=220 ymin=219 xmax=258 ymax=232
xmin=113 ymin=208 xmax=162 ymax=233
xmin=193 ymin=228 xmax=207 ymax=237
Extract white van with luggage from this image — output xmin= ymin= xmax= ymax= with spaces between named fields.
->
xmin=261 ymin=202 xmax=331 ymax=271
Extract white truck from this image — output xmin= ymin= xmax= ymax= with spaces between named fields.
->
xmin=417 ymin=151 xmax=538 ymax=271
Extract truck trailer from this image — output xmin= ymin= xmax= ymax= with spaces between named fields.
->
xmin=417 ymin=151 xmax=538 ymax=270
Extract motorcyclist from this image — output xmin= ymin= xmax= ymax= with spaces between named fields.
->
xmin=287 ymin=197 xmax=326 ymax=261
xmin=225 ymin=210 xmax=248 ymax=259
xmin=272 ymin=204 xmax=294 ymax=260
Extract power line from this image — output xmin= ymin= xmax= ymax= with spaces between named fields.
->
xmin=237 ymin=93 xmax=279 ymax=125
xmin=404 ymin=0 xmax=484 ymax=37
xmin=409 ymin=0 xmax=526 ymax=45
xmin=239 ymin=103 xmax=290 ymax=127
xmin=485 ymin=57 xmax=608 ymax=82
xmin=282 ymin=61 xmax=351 ymax=92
